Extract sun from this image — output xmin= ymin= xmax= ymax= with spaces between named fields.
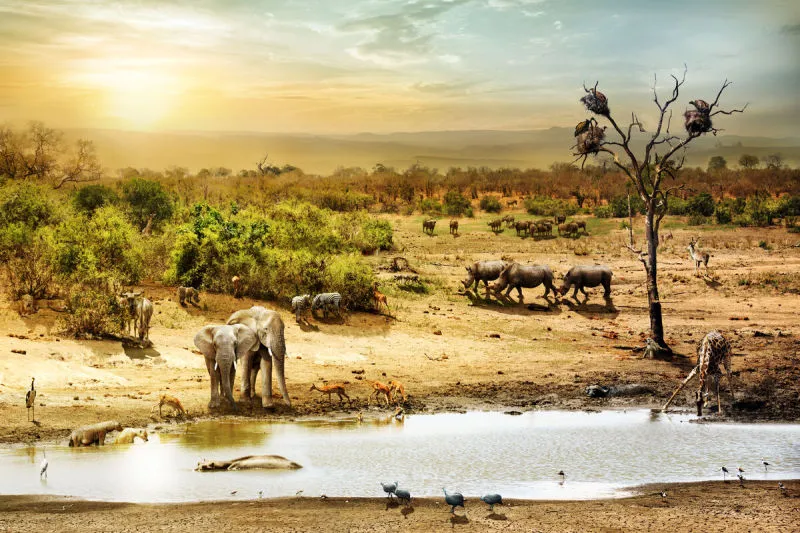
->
xmin=104 ymin=70 xmax=177 ymax=130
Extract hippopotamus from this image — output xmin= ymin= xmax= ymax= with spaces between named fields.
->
xmin=490 ymin=263 xmax=556 ymax=302
xmin=68 ymin=420 xmax=123 ymax=447
xmin=461 ymin=260 xmax=509 ymax=297
xmin=195 ymin=455 xmax=303 ymax=471
xmin=560 ymin=265 xmax=613 ymax=300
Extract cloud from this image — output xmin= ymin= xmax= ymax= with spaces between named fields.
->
xmin=485 ymin=0 xmax=546 ymax=11
xmin=553 ymin=20 xmax=562 ymax=30
xmin=780 ymin=23 xmax=800 ymax=35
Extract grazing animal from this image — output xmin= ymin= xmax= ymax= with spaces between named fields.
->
xmin=291 ymin=294 xmax=312 ymax=323
xmin=461 ymin=260 xmax=509 ymax=297
xmin=488 ymin=219 xmax=503 ymax=232
xmin=312 ymin=292 xmax=342 ymax=319
xmin=140 ymin=213 xmax=155 ymax=236
xmin=119 ymin=292 xmax=152 ymax=341
xmin=394 ymin=488 xmax=412 ymax=506
xmin=373 ymin=289 xmax=389 ymax=312
xmin=575 ymin=220 xmax=587 ymax=233
xmin=558 ymin=222 xmax=579 ymax=237
xmin=554 ymin=214 xmax=566 ymax=224
xmin=502 ymin=214 xmax=515 ymax=227
xmin=662 ymin=330 xmax=734 ymax=416
xmin=490 ymin=263 xmax=556 ymax=302
xmin=114 ymin=428 xmax=149 ymax=444
xmin=25 ymin=377 xmax=36 ymax=422
xmin=687 ymin=237 xmax=710 ymax=275
xmin=369 ymin=381 xmax=393 ymax=406
xmin=232 ymin=275 xmax=242 ymax=297
xmin=514 ymin=220 xmax=530 ymax=237
xmin=443 ymin=488 xmax=465 ymax=514
xmin=310 ymin=383 xmax=351 ymax=404
xmin=68 ymin=420 xmax=123 ymax=447
xmin=178 ymin=286 xmax=200 ymax=306
xmin=480 ymin=493 xmax=503 ymax=511
xmin=422 ymin=219 xmax=437 ymax=235
xmin=381 ymin=481 xmax=398 ymax=499
xmin=154 ymin=393 xmax=187 ymax=417
xmin=449 ymin=220 xmax=459 ymax=235
xmin=39 ymin=450 xmax=48 ymax=479
xmin=388 ymin=380 xmax=407 ymax=403
xmin=506 ymin=199 xmax=518 ymax=207
xmin=560 ymin=265 xmax=613 ymax=300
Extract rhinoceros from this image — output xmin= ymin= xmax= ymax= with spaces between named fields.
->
xmin=560 ymin=265 xmax=613 ymax=300
xmin=461 ymin=260 xmax=509 ymax=297
xmin=490 ymin=263 xmax=556 ymax=302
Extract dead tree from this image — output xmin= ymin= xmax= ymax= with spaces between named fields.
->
xmin=573 ymin=67 xmax=746 ymax=356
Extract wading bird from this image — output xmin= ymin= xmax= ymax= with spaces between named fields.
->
xmin=39 ymin=450 xmax=48 ymax=479
xmin=722 ymin=466 xmax=729 ymax=481
xmin=762 ymin=459 xmax=770 ymax=473
xmin=25 ymin=378 xmax=36 ymax=422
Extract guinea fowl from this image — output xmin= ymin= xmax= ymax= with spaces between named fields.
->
xmin=394 ymin=488 xmax=411 ymax=506
xmin=480 ymin=493 xmax=503 ymax=511
xmin=443 ymin=488 xmax=465 ymax=513
xmin=381 ymin=481 xmax=398 ymax=499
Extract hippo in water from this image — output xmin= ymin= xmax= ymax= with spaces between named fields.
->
xmin=195 ymin=455 xmax=303 ymax=471
xmin=461 ymin=260 xmax=509 ymax=298
xmin=560 ymin=265 xmax=613 ymax=300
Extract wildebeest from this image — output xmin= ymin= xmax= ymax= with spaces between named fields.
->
xmin=449 ymin=220 xmax=459 ymax=235
xmin=488 ymin=219 xmax=503 ymax=232
xmin=560 ymin=265 xmax=613 ymax=300
xmin=461 ymin=260 xmax=509 ymax=297
xmin=422 ymin=219 xmax=437 ymax=235
xmin=490 ymin=263 xmax=556 ymax=302
xmin=554 ymin=214 xmax=566 ymax=224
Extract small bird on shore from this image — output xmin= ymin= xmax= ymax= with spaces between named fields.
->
xmin=722 ymin=466 xmax=729 ymax=481
xmin=778 ymin=482 xmax=787 ymax=495
xmin=762 ymin=459 xmax=770 ymax=473
xmin=381 ymin=481 xmax=398 ymax=499
xmin=230 ymin=490 xmax=238 ymax=496
xmin=26 ymin=377 xmax=37 ymax=422
xmin=481 ymin=493 xmax=503 ymax=511
xmin=443 ymin=488 xmax=465 ymax=514
xmin=558 ymin=470 xmax=566 ymax=485
xmin=737 ymin=474 xmax=745 ymax=486
xmin=39 ymin=450 xmax=48 ymax=479
xmin=660 ymin=490 xmax=667 ymax=501
xmin=738 ymin=466 xmax=745 ymax=474
xmin=258 ymin=490 xmax=263 ymax=498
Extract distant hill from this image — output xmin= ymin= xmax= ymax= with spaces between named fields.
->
xmin=62 ymin=128 xmax=800 ymax=175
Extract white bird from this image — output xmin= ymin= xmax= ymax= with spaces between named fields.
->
xmin=39 ymin=450 xmax=48 ymax=479
xmin=660 ymin=490 xmax=667 ymax=501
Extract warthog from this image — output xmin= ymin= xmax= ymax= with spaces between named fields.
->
xmin=461 ymin=260 xmax=509 ymax=297
xmin=560 ymin=265 xmax=613 ymax=300
xmin=514 ymin=220 xmax=529 ymax=237
xmin=449 ymin=220 xmax=459 ymax=234
xmin=490 ymin=263 xmax=556 ymax=302
xmin=488 ymin=219 xmax=503 ymax=232
xmin=422 ymin=219 xmax=436 ymax=235
xmin=554 ymin=214 xmax=566 ymax=224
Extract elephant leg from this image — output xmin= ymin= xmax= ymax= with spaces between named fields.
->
xmin=98 ymin=430 xmax=106 ymax=446
xmin=205 ymin=358 xmax=221 ymax=409
xmin=261 ymin=355 xmax=274 ymax=408
xmin=240 ymin=350 xmax=252 ymax=401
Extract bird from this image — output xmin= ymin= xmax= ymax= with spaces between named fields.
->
xmin=258 ymin=490 xmax=263 ymax=499
xmin=39 ymin=450 xmax=48 ymax=479
xmin=443 ymin=488 xmax=465 ymax=514
xmin=721 ymin=466 xmax=729 ymax=481
xmin=660 ymin=490 xmax=667 ymax=502
xmin=778 ymin=482 xmax=787 ymax=495
xmin=762 ymin=459 xmax=770 ymax=473
xmin=381 ymin=481 xmax=398 ymax=499
xmin=230 ymin=490 xmax=238 ymax=496
xmin=689 ymin=99 xmax=710 ymax=113
xmin=737 ymin=474 xmax=745 ymax=485
xmin=26 ymin=378 xmax=36 ymax=422
xmin=558 ymin=470 xmax=566 ymax=485
xmin=295 ymin=489 xmax=304 ymax=496
xmin=480 ymin=493 xmax=503 ymax=512
xmin=738 ymin=466 xmax=745 ymax=475
xmin=394 ymin=488 xmax=412 ymax=507
xmin=574 ymin=118 xmax=595 ymax=137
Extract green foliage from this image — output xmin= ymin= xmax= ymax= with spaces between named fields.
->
xmin=738 ymin=154 xmax=759 ymax=169
xmin=758 ymin=240 xmax=771 ymax=250
xmin=666 ymin=197 xmax=689 ymax=216
xmin=418 ymin=198 xmax=442 ymax=215
xmin=774 ymin=196 xmax=800 ymax=218
xmin=73 ymin=184 xmax=119 ymax=215
xmin=608 ymin=196 xmax=646 ymax=218
xmin=707 ymin=155 xmax=728 ymax=171
xmin=59 ymin=287 xmax=127 ymax=338
xmin=714 ymin=206 xmax=732 ymax=224
xmin=687 ymin=214 xmax=708 ymax=226
xmin=120 ymin=177 xmax=174 ymax=230
xmin=0 ymin=182 xmax=54 ymax=228
xmin=442 ymin=190 xmax=472 ymax=216
xmin=686 ymin=193 xmax=715 ymax=217
xmin=311 ymin=190 xmax=373 ymax=212
xmin=5 ymin=235 xmax=56 ymax=299
xmin=734 ymin=194 xmax=780 ymax=227
xmin=593 ymin=205 xmax=613 ymax=218
xmin=480 ymin=195 xmax=502 ymax=213
xmin=524 ymin=196 xmax=578 ymax=216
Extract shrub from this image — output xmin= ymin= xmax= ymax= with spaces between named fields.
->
xmin=714 ymin=206 xmax=732 ymax=224
xmin=0 ymin=182 xmax=54 ymax=229
xmin=686 ymin=193 xmax=715 ymax=217
xmin=667 ymin=197 xmax=689 ymax=216
xmin=120 ymin=177 xmax=174 ymax=231
xmin=608 ymin=196 xmax=646 ymax=218
xmin=5 ymin=234 xmax=57 ymax=299
xmin=442 ymin=190 xmax=471 ymax=216
xmin=524 ymin=196 xmax=578 ymax=217
xmin=312 ymin=190 xmax=373 ymax=212
xmin=59 ymin=287 xmax=127 ymax=338
xmin=479 ymin=195 xmax=502 ymax=213
xmin=593 ymin=205 xmax=613 ymax=218
xmin=418 ymin=198 xmax=442 ymax=215
xmin=687 ymin=214 xmax=707 ymax=226
xmin=73 ymin=184 xmax=119 ymax=215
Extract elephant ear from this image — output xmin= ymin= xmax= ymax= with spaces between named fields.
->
xmin=231 ymin=324 xmax=259 ymax=360
xmin=193 ymin=325 xmax=218 ymax=358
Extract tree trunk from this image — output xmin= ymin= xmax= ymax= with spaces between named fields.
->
xmin=644 ymin=204 xmax=671 ymax=357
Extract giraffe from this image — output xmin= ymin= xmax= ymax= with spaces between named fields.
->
xmin=141 ymin=213 xmax=155 ymax=236
xmin=663 ymin=330 xmax=734 ymax=416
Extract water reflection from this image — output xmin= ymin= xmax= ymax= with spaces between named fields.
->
xmin=0 ymin=410 xmax=798 ymax=503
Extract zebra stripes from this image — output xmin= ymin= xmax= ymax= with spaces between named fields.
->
xmin=312 ymin=292 xmax=342 ymax=318
xmin=291 ymin=294 xmax=312 ymax=322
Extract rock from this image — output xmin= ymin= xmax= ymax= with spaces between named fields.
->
xmin=11 ymin=349 xmax=26 ymax=355
xmin=488 ymin=333 xmax=501 ymax=339
xmin=433 ymin=330 xmax=442 ymax=335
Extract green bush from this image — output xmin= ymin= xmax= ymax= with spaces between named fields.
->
xmin=667 ymin=197 xmax=689 ymax=216
xmin=687 ymin=214 xmax=708 ymax=226
xmin=714 ymin=206 xmax=732 ymax=224
xmin=443 ymin=190 xmax=471 ymax=216
xmin=312 ymin=190 xmax=373 ymax=212
xmin=524 ymin=196 xmax=578 ymax=217
xmin=418 ymin=198 xmax=442 ymax=215
xmin=593 ymin=205 xmax=613 ymax=218
xmin=5 ymin=234 xmax=57 ymax=299
xmin=120 ymin=177 xmax=174 ymax=231
xmin=0 ymin=182 xmax=54 ymax=229
xmin=480 ymin=195 xmax=502 ymax=213
xmin=608 ymin=196 xmax=646 ymax=218
xmin=73 ymin=184 xmax=119 ymax=215
xmin=59 ymin=287 xmax=127 ymax=338
xmin=686 ymin=193 xmax=715 ymax=217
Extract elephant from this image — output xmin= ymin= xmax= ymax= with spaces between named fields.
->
xmin=195 ymin=455 xmax=302 ymax=471
xmin=68 ymin=420 xmax=123 ymax=447
xmin=193 ymin=323 xmax=260 ymax=412
xmin=226 ymin=306 xmax=291 ymax=408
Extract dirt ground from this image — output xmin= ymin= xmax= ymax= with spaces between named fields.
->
xmin=1 ymin=480 xmax=798 ymax=533
xmin=0 ymin=214 xmax=798 ymax=529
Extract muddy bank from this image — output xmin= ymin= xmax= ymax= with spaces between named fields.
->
xmin=0 ymin=481 xmax=797 ymax=533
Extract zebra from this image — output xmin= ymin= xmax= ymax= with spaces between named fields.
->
xmin=312 ymin=292 xmax=342 ymax=319
xmin=291 ymin=294 xmax=312 ymax=323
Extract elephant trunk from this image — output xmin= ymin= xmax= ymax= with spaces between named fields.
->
xmin=219 ymin=358 xmax=238 ymax=412
xmin=273 ymin=354 xmax=291 ymax=407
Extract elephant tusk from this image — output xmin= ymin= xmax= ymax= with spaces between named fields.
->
xmin=267 ymin=347 xmax=273 ymax=357
xmin=233 ymin=359 xmax=238 ymax=371
xmin=214 ymin=362 xmax=218 ymax=372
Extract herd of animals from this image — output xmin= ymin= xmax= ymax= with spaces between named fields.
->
xmin=424 ymin=213 xmax=587 ymax=238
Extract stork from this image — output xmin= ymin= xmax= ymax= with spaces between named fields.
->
xmin=39 ymin=449 xmax=48 ymax=479
xmin=25 ymin=378 xmax=36 ymax=422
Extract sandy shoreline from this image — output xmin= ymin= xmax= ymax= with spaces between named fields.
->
xmin=1 ymin=480 xmax=797 ymax=532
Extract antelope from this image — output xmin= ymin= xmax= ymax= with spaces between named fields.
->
xmin=369 ymin=381 xmax=393 ymax=406
xmin=388 ymin=380 xmax=407 ymax=404
xmin=310 ymin=383 xmax=351 ymax=404
xmin=232 ymin=275 xmax=242 ymax=297
xmin=153 ymin=394 xmax=187 ymax=417
xmin=687 ymin=237 xmax=710 ymax=275
xmin=373 ymin=289 xmax=389 ymax=312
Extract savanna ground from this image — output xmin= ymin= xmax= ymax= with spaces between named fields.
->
xmin=1 ymin=212 xmax=799 ymax=531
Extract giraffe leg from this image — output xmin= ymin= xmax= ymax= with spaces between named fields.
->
xmin=715 ymin=376 xmax=723 ymax=416
xmin=662 ymin=365 xmax=699 ymax=411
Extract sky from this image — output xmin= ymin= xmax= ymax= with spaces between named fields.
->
xmin=0 ymin=0 xmax=798 ymax=136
